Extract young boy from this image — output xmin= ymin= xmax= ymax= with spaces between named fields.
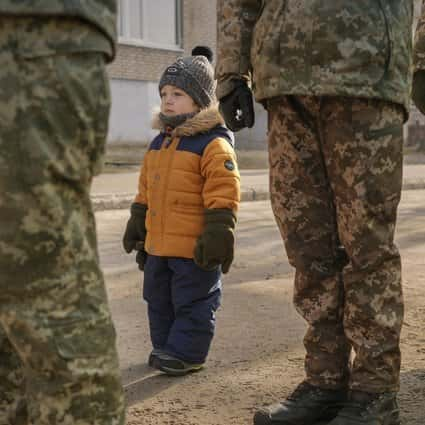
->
xmin=122 ymin=46 xmax=240 ymax=376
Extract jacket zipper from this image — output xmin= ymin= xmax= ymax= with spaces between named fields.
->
xmin=160 ymin=136 xmax=177 ymax=246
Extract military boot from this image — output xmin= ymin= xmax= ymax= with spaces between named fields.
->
xmin=326 ymin=391 xmax=400 ymax=425
xmin=253 ymin=381 xmax=346 ymax=425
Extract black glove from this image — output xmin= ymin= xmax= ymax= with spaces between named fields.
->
xmin=135 ymin=242 xmax=147 ymax=271
xmin=122 ymin=203 xmax=147 ymax=253
xmin=412 ymin=70 xmax=425 ymax=115
xmin=219 ymin=80 xmax=255 ymax=132
xmin=194 ymin=209 xmax=236 ymax=274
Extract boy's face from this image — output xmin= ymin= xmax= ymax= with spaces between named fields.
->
xmin=160 ymin=85 xmax=199 ymax=116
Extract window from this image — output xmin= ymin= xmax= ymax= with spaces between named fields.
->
xmin=118 ymin=0 xmax=183 ymax=49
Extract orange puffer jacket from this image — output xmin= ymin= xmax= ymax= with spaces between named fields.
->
xmin=135 ymin=106 xmax=240 ymax=258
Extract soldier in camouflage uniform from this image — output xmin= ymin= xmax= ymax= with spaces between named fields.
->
xmin=413 ymin=1 xmax=425 ymax=115
xmin=0 ymin=2 xmax=125 ymax=425
xmin=216 ymin=2 xmax=413 ymax=425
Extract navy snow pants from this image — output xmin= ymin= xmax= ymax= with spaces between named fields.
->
xmin=143 ymin=255 xmax=222 ymax=364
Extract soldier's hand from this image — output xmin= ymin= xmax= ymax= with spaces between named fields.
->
xmin=219 ymin=80 xmax=255 ymax=132
xmin=412 ymin=70 xmax=425 ymax=115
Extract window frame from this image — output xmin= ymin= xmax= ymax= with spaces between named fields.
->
xmin=118 ymin=0 xmax=184 ymax=51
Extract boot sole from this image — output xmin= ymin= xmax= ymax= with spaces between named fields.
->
xmin=158 ymin=363 xmax=204 ymax=376
xmin=329 ymin=408 xmax=400 ymax=425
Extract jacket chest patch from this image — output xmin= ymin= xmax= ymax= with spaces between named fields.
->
xmin=224 ymin=159 xmax=235 ymax=171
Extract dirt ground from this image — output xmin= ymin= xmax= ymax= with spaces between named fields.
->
xmin=103 ymin=193 xmax=425 ymax=425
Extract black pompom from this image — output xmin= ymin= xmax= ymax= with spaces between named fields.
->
xmin=191 ymin=46 xmax=213 ymax=63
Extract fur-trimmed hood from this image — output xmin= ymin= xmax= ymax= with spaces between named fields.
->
xmin=152 ymin=104 xmax=225 ymax=138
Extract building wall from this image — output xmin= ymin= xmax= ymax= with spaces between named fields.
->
xmin=108 ymin=80 xmax=158 ymax=143
xmin=182 ymin=0 xmax=217 ymax=57
xmin=107 ymin=0 xmax=219 ymax=144
xmin=108 ymin=46 xmax=182 ymax=82
xmin=406 ymin=0 xmax=425 ymax=147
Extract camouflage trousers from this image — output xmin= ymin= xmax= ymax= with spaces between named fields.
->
xmin=0 ymin=20 xmax=125 ymax=425
xmin=267 ymin=95 xmax=404 ymax=393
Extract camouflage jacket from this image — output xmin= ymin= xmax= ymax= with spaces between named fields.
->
xmin=414 ymin=0 xmax=425 ymax=73
xmin=216 ymin=0 xmax=413 ymax=114
xmin=0 ymin=0 xmax=116 ymax=59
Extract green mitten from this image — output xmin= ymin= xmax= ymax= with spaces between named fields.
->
xmin=194 ymin=209 xmax=236 ymax=274
xmin=412 ymin=70 xmax=425 ymax=115
xmin=122 ymin=203 xmax=147 ymax=253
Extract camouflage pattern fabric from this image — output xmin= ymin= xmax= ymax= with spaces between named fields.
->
xmin=216 ymin=0 xmax=413 ymax=116
xmin=0 ymin=0 xmax=117 ymax=60
xmin=0 ymin=332 xmax=25 ymax=425
xmin=267 ymin=95 xmax=404 ymax=392
xmin=0 ymin=18 xmax=125 ymax=425
xmin=414 ymin=0 xmax=425 ymax=72
xmin=0 ymin=16 xmax=113 ymax=60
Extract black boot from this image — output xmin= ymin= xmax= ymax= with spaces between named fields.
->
xmin=253 ymin=381 xmax=346 ymax=425
xmin=148 ymin=348 xmax=164 ymax=368
xmin=326 ymin=390 xmax=400 ymax=425
xmin=155 ymin=353 xmax=204 ymax=376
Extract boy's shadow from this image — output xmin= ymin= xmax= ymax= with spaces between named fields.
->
xmin=122 ymin=363 xmax=184 ymax=406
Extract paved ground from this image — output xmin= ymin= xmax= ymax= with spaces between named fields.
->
xmin=98 ymin=191 xmax=425 ymax=425
xmin=92 ymin=169 xmax=269 ymax=197
xmin=91 ymin=169 xmax=270 ymax=210
xmin=91 ymin=164 xmax=425 ymax=211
